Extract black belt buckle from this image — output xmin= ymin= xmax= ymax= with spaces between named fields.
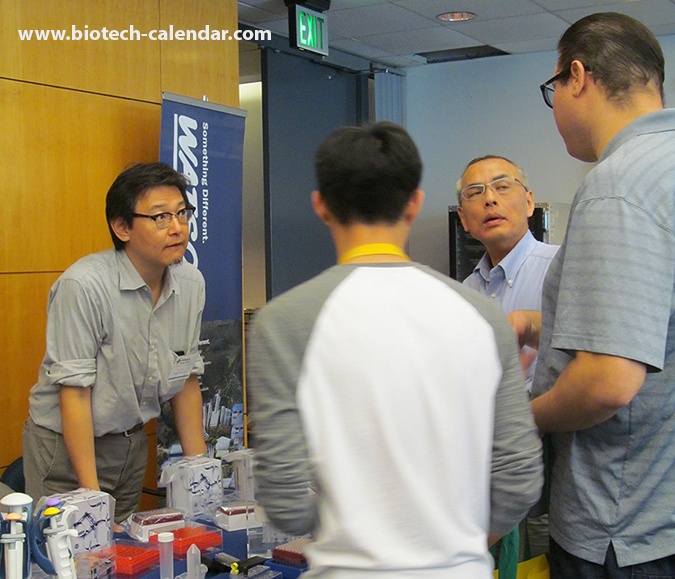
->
xmin=123 ymin=423 xmax=144 ymax=437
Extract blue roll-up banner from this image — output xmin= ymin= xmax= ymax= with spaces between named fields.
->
xmin=158 ymin=93 xmax=247 ymax=475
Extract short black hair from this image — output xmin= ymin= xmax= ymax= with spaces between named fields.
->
xmin=557 ymin=12 xmax=664 ymax=104
xmin=105 ymin=162 xmax=190 ymax=250
xmin=313 ymin=121 xmax=422 ymax=225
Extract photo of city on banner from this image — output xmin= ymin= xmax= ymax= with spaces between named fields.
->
xmin=156 ymin=94 xmax=247 ymax=480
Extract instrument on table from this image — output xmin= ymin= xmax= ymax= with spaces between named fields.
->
xmin=0 ymin=493 xmax=33 ymax=579
xmin=30 ymin=498 xmax=78 ymax=579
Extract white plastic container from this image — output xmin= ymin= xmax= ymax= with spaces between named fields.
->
xmin=158 ymin=532 xmax=174 ymax=579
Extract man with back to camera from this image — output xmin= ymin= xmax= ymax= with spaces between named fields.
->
xmin=248 ymin=121 xmax=543 ymax=578
xmin=457 ymin=156 xmax=559 ymax=561
xmin=510 ymin=12 xmax=675 ymax=577
xmin=23 ymin=162 xmax=207 ymax=523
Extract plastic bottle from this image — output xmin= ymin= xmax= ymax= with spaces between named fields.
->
xmin=158 ymin=532 xmax=174 ymax=579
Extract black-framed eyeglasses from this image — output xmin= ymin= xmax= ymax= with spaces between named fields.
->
xmin=459 ymin=176 xmax=527 ymax=202
xmin=539 ymin=64 xmax=591 ymax=109
xmin=133 ymin=206 xmax=195 ymax=229
xmin=539 ymin=70 xmax=567 ymax=109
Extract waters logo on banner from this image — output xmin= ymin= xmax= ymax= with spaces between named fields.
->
xmin=174 ymin=113 xmax=202 ymax=268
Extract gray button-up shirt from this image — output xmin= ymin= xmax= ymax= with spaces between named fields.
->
xmin=29 ymin=249 xmax=205 ymax=437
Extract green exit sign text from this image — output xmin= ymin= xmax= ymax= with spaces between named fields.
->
xmin=290 ymin=5 xmax=328 ymax=56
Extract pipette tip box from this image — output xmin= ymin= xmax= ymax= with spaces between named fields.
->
xmin=98 ymin=539 xmax=160 ymax=576
xmin=150 ymin=524 xmax=222 ymax=556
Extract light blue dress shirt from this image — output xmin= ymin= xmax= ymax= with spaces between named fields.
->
xmin=463 ymin=230 xmax=559 ymax=391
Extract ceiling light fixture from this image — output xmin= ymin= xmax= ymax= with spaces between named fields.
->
xmin=437 ymin=11 xmax=476 ymax=23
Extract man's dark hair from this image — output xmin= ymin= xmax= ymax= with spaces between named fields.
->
xmin=105 ymin=162 xmax=190 ymax=250
xmin=556 ymin=12 xmax=664 ymax=104
xmin=313 ymin=121 xmax=422 ymax=225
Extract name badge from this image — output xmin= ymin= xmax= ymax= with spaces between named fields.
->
xmin=169 ymin=353 xmax=193 ymax=382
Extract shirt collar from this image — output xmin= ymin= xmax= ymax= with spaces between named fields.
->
xmin=473 ymin=230 xmax=537 ymax=283
xmin=116 ymin=250 xmax=146 ymax=291
xmin=115 ymin=250 xmax=180 ymax=298
xmin=600 ymin=109 xmax=675 ymax=162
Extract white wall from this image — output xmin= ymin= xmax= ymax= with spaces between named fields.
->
xmin=406 ymin=35 xmax=675 ymax=275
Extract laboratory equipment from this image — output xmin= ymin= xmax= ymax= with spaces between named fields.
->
xmin=151 ymin=524 xmax=222 ymax=556
xmin=129 ymin=508 xmax=185 ymax=542
xmin=30 ymin=499 xmax=78 ymax=579
xmin=0 ymin=493 xmax=33 ymax=579
xmin=102 ymin=540 xmax=159 ymax=576
xmin=158 ymin=532 xmax=174 ymax=579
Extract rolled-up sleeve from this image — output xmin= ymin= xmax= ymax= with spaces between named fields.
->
xmin=44 ymin=278 xmax=103 ymax=387
xmin=47 ymin=359 xmax=97 ymax=387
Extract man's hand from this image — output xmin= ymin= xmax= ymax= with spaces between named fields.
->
xmin=508 ymin=311 xmax=541 ymax=349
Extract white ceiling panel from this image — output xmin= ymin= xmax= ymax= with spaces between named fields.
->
xmin=450 ymin=13 xmax=570 ymax=45
xmin=326 ymin=4 xmax=438 ymax=38
xmin=393 ymin=0 xmax=547 ymax=20
xmin=238 ymin=0 xmax=675 ymax=69
xmin=554 ymin=0 xmax=675 ymax=26
xmin=358 ymin=27 xmax=478 ymax=55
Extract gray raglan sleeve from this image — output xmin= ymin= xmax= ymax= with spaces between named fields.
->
xmin=488 ymin=313 xmax=544 ymax=537
xmin=247 ymin=269 xmax=350 ymax=536
xmin=247 ymin=301 xmax=318 ymax=535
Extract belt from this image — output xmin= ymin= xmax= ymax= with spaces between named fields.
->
xmin=120 ymin=423 xmax=144 ymax=437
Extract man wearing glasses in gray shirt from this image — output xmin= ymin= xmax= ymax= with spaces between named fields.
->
xmin=23 ymin=162 xmax=207 ymax=523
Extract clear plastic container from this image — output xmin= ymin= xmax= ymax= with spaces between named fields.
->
xmin=151 ymin=524 xmax=222 ymax=556
xmin=247 ymin=521 xmax=297 ymax=559
xmin=96 ymin=539 xmax=160 ymax=576
xmin=129 ymin=508 xmax=185 ymax=541
xmin=158 ymin=532 xmax=174 ymax=579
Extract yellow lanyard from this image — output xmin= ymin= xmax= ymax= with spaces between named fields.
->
xmin=338 ymin=243 xmax=410 ymax=264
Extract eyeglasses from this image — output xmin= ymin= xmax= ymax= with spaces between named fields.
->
xmin=459 ymin=176 xmax=527 ymax=202
xmin=539 ymin=64 xmax=590 ymax=109
xmin=539 ymin=70 xmax=566 ymax=109
xmin=133 ymin=206 xmax=195 ymax=229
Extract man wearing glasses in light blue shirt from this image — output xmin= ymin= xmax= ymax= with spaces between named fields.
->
xmin=457 ymin=155 xmax=558 ymax=566
xmin=457 ymin=155 xmax=559 ymax=393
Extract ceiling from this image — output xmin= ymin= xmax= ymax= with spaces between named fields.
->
xmin=238 ymin=0 xmax=675 ymax=69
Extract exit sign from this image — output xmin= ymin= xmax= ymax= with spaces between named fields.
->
xmin=290 ymin=5 xmax=328 ymax=56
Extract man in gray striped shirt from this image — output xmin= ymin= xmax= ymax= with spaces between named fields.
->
xmin=512 ymin=12 xmax=675 ymax=578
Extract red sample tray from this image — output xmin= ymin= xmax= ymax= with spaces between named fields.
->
xmin=272 ymin=537 xmax=312 ymax=568
xmin=104 ymin=542 xmax=160 ymax=575
xmin=150 ymin=524 xmax=223 ymax=556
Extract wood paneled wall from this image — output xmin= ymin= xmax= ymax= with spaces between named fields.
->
xmin=0 ymin=0 xmax=240 ymax=509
